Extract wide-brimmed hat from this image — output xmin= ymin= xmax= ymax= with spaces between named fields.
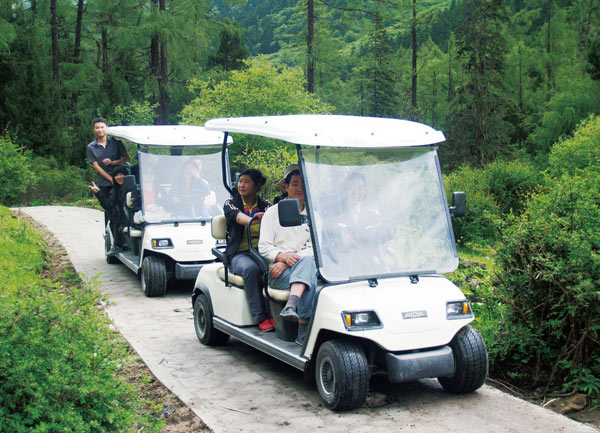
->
xmin=283 ymin=164 xmax=299 ymax=180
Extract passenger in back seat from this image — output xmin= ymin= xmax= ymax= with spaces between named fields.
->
xmin=259 ymin=168 xmax=317 ymax=345
xmin=223 ymin=169 xmax=274 ymax=332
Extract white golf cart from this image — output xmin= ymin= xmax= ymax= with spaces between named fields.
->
xmin=192 ymin=115 xmax=488 ymax=410
xmin=104 ymin=125 xmax=232 ymax=297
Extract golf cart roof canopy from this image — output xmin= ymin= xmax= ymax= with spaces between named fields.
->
xmin=204 ymin=115 xmax=445 ymax=148
xmin=107 ymin=125 xmax=232 ymax=146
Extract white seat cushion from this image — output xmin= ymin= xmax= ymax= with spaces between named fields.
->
xmin=267 ymin=287 xmax=290 ymax=302
xmin=217 ymin=265 xmax=245 ymax=288
xmin=212 ymin=215 xmax=227 ymax=239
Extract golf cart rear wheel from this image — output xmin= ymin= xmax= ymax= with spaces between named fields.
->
xmin=141 ymin=256 xmax=167 ymax=297
xmin=105 ymin=233 xmax=119 ymax=264
xmin=438 ymin=325 xmax=488 ymax=393
xmin=193 ymin=294 xmax=229 ymax=346
xmin=315 ymin=340 xmax=369 ymax=411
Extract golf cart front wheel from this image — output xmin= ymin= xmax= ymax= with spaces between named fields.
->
xmin=193 ymin=294 xmax=229 ymax=346
xmin=141 ymin=255 xmax=167 ymax=297
xmin=315 ymin=340 xmax=369 ymax=411
xmin=438 ymin=325 xmax=488 ymax=393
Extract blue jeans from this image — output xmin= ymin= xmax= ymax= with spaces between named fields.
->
xmin=269 ymin=256 xmax=317 ymax=320
xmin=231 ymin=251 xmax=269 ymax=323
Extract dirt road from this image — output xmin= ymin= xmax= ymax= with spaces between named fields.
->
xmin=18 ymin=206 xmax=598 ymax=433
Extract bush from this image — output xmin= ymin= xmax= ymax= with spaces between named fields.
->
xmin=0 ymin=135 xmax=35 ymax=206
xmin=482 ymin=158 xmax=541 ymax=214
xmin=548 ymin=114 xmax=600 ymax=178
xmin=0 ymin=207 xmax=161 ymax=432
xmin=492 ymin=168 xmax=600 ymax=395
xmin=443 ymin=165 xmax=501 ymax=245
xmin=20 ymin=156 xmax=92 ymax=205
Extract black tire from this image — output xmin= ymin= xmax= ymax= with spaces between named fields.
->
xmin=193 ymin=294 xmax=229 ymax=346
xmin=315 ymin=340 xmax=369 ymax=411
xmin=141 ymin=255 xmax=167 ymax=297
xmin=105 ymin=232 xmax=119 ymax=264
xmin=438 ymin=325 xmax=488 ymax=393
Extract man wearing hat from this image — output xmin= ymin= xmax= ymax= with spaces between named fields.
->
xmin=272 ymin=164 xmax=298 ymax=204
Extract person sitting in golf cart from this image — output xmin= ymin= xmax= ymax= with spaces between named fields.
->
xmin=168 ymin=159 xmax=214 ymax=218
xmin=223 ymin=169 xmax=274 ymax=332
xmin=258 ymin=168 xmax=317 ymax=345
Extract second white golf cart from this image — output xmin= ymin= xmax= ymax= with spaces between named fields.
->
xmin=192 ymin=115 xmax=488 ymax=410
xmin=104 ymin=125 xmax=232 ymax=296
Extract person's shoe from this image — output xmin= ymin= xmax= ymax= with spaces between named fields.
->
xmin=295 ymin=334 xmax=305 ymax=345
xmin=268 ymin=318 xmax=276 ymax=328
xmin=280 ymin=306 xmax=299 ymax=322
xmin=258 ymin=318 xmax=275 ymax=332
xmin=107 ymin=246 xmax=121 ymax=257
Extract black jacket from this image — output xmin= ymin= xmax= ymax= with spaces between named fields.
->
xmin=223 ymin=193 xmax=270 ymax=257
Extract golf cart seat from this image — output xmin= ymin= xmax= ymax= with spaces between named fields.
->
xmin=211 ymin=215 xmax=246 ymax=287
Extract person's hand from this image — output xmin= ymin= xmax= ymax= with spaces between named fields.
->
xmin=251 ymin=212 xmax=265 ymax=224
xmin=102 ymin=158 xmax=112 ymax=166
xmin=269 ymin=262 xmax=288 ymax=278
xmin=88 ymin=181 xmax=100 ymax=193
xmin=341 ymin=232 xmax=356 ymax=247
xmin=279 ymin=252 xmax=300 ymax=267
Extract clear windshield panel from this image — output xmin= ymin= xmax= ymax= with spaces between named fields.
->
xmin=138 ymin=151 xmax=228 ymax=223
xmin=302 ymin=147 xmax=458 ymax=282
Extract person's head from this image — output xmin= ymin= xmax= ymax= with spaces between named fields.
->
xmin=284 ymin=169 xmax=304 ymax=203
xmin=93 ymin=117 xmax=108 ymax=139
xmin=343 ymin=171 xmax=367 ymax=204
xmin=182 ymin=160 xmax=199 ymax=179
xmin=238 ymin=169 xmax=266 ymax=200
xmin=113 ymin=165 xmax=129 ymax=186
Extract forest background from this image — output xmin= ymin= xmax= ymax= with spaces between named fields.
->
xmin=1 ymin=0 xmax=600 ymax=426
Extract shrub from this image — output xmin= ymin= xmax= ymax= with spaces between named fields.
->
xmin=492 ymin=168 xmax=600 ymax=395
xmin=548 ymin=114 xmax=600 ymax=178
xmin=20 ymin=156 xmax=92 ymax=205
xmin=0 ymin=207 xmax=161 ymax=432
xmin=482 ymin=158 xmax=541 ymax=214
xmin=443 ymin=164 xmax=501 ymax=245
xmin=0 ymin=135 xmax=35 ymax=206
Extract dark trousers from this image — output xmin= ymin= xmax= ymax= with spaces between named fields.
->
xmin=231 ymin=251 xmax=269 ymax=323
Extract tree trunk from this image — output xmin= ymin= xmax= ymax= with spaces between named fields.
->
xmin=411 ymin=0 xmax=417 ymax=108
xmin=546 ymin=0 xmax=553 ymax=96
xmin=50 ymin=0 xmax=59 ymax=81
xmin=447 ymin=37 xmax=454 ymax=103
xmin=306 ymin=0 xmax=315 ymax=93
xmin=102 ymin=26 xmax=109 ymax=74
xmin=74 ymin=0 xmax=84 ymax=62
xmin=432 ymin=71 xmax=437 ymax=127
xmin=158 ymin=0 xmax=169 ymax=124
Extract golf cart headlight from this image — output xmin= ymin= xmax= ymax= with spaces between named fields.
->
xmin=446 ymin=301 xmax=473 ymax=319
xmin=341 ymin=311 xmax=382 ymax=331
xmin=152 ymin=238 xmax=173 ymax=249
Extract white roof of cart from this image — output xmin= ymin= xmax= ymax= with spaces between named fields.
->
xmin=204 ymin=114 xmax=445 ymax=147
xmin=107 ymin=125 xmax=232 ymax=146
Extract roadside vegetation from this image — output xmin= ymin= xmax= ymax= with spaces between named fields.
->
xmin=0 ymin=206 xmax=164 ymax=432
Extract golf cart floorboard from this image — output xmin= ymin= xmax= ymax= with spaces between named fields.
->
xmin=214 ymin=317 xmax=307 ymax=371
xmin=116 ymin=250 xmax=140 ymax=273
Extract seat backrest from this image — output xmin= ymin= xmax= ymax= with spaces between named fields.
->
xmin=212 ymin=215 xmax=227 ymax=240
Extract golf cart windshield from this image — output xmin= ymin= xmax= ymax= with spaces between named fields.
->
xmin=138 ymin=151 xmax=228 ymax=223
xmin=302 ymin=147 xmax=458 ymax=282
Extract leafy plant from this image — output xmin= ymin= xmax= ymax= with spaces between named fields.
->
xmin=0 ymin=135 xmax=35 ymax=206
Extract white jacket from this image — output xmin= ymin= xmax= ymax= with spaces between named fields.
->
xmin=258 ymin=203 xmax=313 ymax=264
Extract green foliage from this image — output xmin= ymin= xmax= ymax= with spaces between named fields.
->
xmin=548 ymin=114 xmax=600 ymax=178
xmin=482 ymin=158 xmax=540 ymax=214
xmin=20 ymin=156 xmax=92 ymax=206
xmin=493 ymin=167 xmax=600 ymax=395
xmin=0 ymin=206 xmax=162 ymax=432
xmin=443 ymin=164 xmax=501 ymax=245
xmin=110 ymin=101 xmax=158 ymax=126
xmin=0 ymin=135 xmax=35 ymax=206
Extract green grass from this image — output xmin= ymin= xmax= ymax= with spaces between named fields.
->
xmin=0 ymin=206 xmax=163 ymax=433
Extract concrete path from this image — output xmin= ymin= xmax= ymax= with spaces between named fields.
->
xmin=18 ymin=206 xmax=598 ymax=433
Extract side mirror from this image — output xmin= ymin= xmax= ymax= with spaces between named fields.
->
xmin=449 ymin=191 xmax=466 ymax=218
xmin=278 ymin=199 xmax=307 ymax=227
xmin=123 ymin=175 xmax=137 ymax=193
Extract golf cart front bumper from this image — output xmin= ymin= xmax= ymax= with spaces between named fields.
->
xmin=175 ymin=263 xmax=207 ymax=280
xmin=386 ymin=345 xmax=455 ymax=382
